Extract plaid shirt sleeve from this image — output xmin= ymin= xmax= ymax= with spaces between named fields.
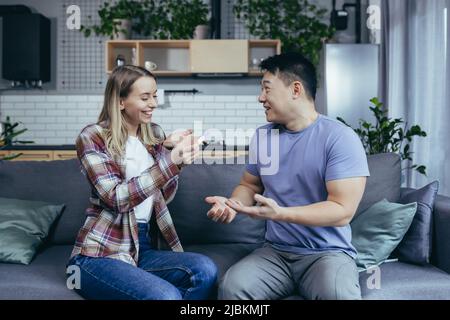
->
xmin=156 ymin=145 xmax=179 ymax=204
xmin=76 ymin=125 xmax=180 ymax=214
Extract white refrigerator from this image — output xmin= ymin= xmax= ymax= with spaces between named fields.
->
xmin=316 ymin=44 xmax=380 ymax=128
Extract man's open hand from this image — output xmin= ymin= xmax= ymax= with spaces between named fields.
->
xmin=205 ymin=196 xmax=237 ymax=224
xmin=226 ymin=194 xmax=282 ymax=221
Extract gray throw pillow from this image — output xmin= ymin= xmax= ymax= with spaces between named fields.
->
xmin=0 ymin=197 xmax=65 ymax=265
xmin=351 ymin=199 xmax=417 ymax=271
xmin=392 ymin=181 xmax=439 ymax=265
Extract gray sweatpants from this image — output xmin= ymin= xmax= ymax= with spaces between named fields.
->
xmin=218 ymin=245 xmax=361 ymax=300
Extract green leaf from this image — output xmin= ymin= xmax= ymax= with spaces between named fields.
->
xmin=1 ymin=152 xmax=23 ymax=161
xmin=416 ymin=165 xmax=427 ymax=175
xmin=336 ymin=117 xmax=350 ymax=127
xmin=339 ymin=97 xmax=427 ymax=176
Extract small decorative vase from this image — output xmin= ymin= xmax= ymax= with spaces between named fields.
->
xmin=193 ymin=24 xmax=210 ymax=39
xmin=113 ymin=19 xmax=131 ymax=40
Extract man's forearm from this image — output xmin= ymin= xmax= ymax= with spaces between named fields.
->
xmin=229 ymin=185 xmax=257 ymax=206
xmin=278 ymin=201 xmax=354 ymax=227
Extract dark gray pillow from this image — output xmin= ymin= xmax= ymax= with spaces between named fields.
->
xmin=0 ymin=197 xmax=64 ymax=264
xmin=392 ymin=181 xmax=439 ymax=265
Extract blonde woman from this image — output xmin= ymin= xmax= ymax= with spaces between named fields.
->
xmin=67 ymin=65 xmax=217 ymax=300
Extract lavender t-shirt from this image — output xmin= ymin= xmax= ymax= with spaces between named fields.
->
xmin=246 ymin=114 xmax=370 ymax=258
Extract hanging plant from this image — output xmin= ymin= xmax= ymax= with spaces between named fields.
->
xmin=233 ymin=0 xmax=335 ymax=66
xmin=81 ymin=0 xmax=209 ymax=40
xmin=137 ymin=0 xmax=209 ymax=39
xmin=80 ymin=0 xmax=145 ymax=39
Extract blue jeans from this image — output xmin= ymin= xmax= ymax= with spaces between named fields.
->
xmin=68 ymin=223 xmax=218 ymax=300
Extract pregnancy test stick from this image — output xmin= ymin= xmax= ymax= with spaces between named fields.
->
xmin=197 ymin=135 xmax=206 ymax=145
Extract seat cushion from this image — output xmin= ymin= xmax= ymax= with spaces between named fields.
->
xmin=359 ymin=261 xmax=450 ymax=300
xmin=0 ymin=245 xmax=82 ymax=299
xmin=2 ymin=246 xmax=449 ymax=300
xmin=0 ymin=243 xmax=257 ymax=300
xmin=285 ymin=261 xmax=450 ymax=300
xmin=185 ymin=243 xmax=261 ymax=281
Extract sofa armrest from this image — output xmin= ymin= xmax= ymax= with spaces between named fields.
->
xmin=432 ymin=193 xmax=450 ymax=273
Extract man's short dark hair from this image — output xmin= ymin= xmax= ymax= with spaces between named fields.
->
xmin=260 ymin=52 xmax=317 ymax=101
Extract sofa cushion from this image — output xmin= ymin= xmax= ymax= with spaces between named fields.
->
xmin=0 ymin=159 xmax=90 ymax=245
xmin=185 ymin=243 xmax=262 ymax=281
xmin=359 ymin=261 xmax=450 ymax=300
xmin=0 ymin=197 xmax=64 ymax=264
xmin=285 ymin=262 xmax=450 ymax=300
xmin=351 ymin=199 xmax=417 ymax=271
xmin=185 ymin=242 xmax=262 ymax=299
xmin=393 ymin=181 xmax=439 ymax=265
xmin=0 ymin=245 xmax=82 ymax=299
xmin=354 ymin=153 xmax=401 ymax=219
xmin=169 ymin=160 xmax=266 ymax=245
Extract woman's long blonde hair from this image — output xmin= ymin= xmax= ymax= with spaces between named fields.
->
xmin=98 ymin=65 xmax=162 ymax=158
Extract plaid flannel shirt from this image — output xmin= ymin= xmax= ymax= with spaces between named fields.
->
xmin=70 ymin=123 xmax=183 ymax=266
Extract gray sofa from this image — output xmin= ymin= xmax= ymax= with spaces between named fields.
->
xmin=1 ymin=153 xmax=450 ymax=300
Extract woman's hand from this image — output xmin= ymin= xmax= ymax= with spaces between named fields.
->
xmin=170 ymin=134 xmax=201 ymax=166
xmin=163 ymin=129 xmax=193 ymax=150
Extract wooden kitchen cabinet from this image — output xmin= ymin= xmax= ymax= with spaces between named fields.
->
xmin=2 ymin=150 xmax=76 ymax=161
xmin=4 ymin=149 xmax=247 ymax=161
xmin=138 ymin=40 xmax=191 ymax=76
xmin=190 ymin=40 xmax=248 ymax=73
xmin=53 ymin=150 xmax=77 ymax=160
xmin=106 ymin=39 xmax=281 ymax=76
xmin=248 ymin=40 xmax=282 ymax=76
xmin=105 ymin=41 xmax=138 ymax=74
xmin=0 ymin=150 xmax=10 ymax=158
xmin=10 ymin=150 xmax=53 ymax=161
xmin=201 ymin=150 xmax=248 ymax=159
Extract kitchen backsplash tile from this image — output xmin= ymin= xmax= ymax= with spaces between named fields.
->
xmin=0 ymin=95 xmax=265 ymax=145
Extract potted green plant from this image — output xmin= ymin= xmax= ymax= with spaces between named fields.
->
xmin=80 ymin=0 xmax=145 ymax=39
xmin=0 ymin=116 xmax=34 ymax=161
xmin=233 ymin=0 xmax=335 ymax=66
xmin=337 ymin=97 xmax=427 ymax=176
xmin=82 ymin=0 xmax=209 ymax=40
xmin=137 ymin=0 xmax=209 ymax=39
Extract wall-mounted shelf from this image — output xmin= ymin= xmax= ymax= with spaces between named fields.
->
xmin=105 ymin=39 xmax=281 ymax=76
